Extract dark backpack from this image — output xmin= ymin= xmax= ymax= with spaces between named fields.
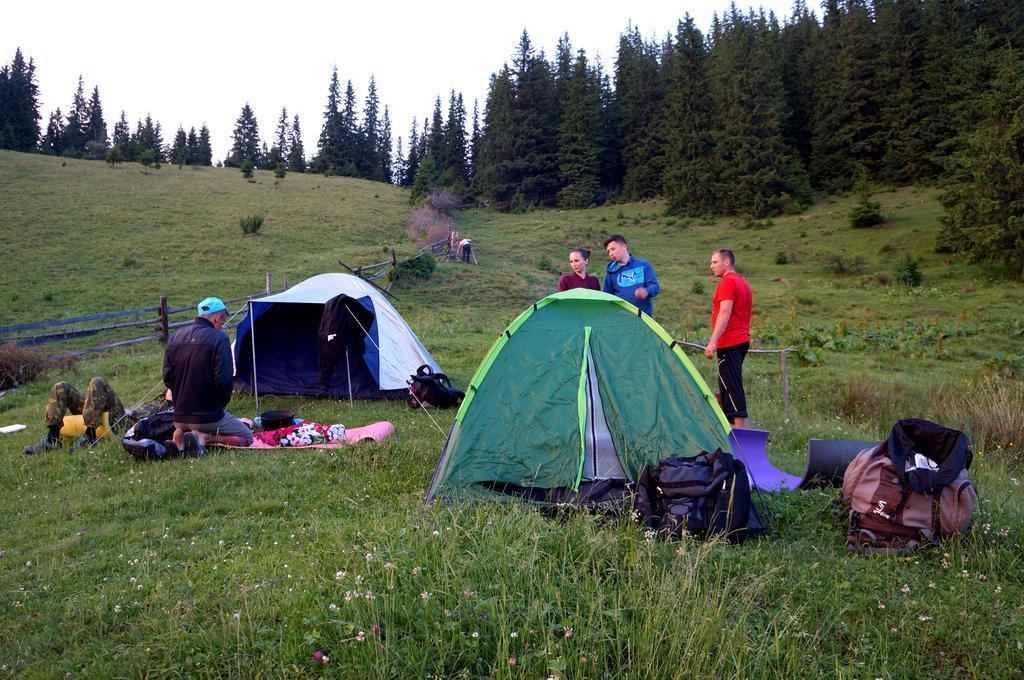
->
xmin=408 ymin=365 xmax=464 ymax=409
xmin=125 ymin=406 xmax=176 ymax=442
xmin=635 ymin=448 xmax=762 ymax=543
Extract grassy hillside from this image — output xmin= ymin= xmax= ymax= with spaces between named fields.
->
xmin=0 ymin=151 xmax=1021 ymax=678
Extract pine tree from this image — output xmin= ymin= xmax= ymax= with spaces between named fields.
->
xmin=393 ymin=136 xmax=407 ymax=186
xmin=63 ymin=75 xmax=89 ymax=155
xmin=186 ymin=127 xmax=199 ymax=165
xmin=270 ymin=106 xmax=289 ymax=170
xmin=552 ymin=33 xmax=574 ymax=133
xmin=111 ymin=111 xmax=131 ymax=156
xmin=442 ymin=91 xmax=469 ymax=186
xmin=198 ymin=124 xmax=213 ymax=166
xmin=662 ymin=15 xmax=716 ymax=215
xmin=873 ymin=0 xmax=930 ymax=183
xmin=509 ymin=30 xmax=559 ymax=206
xmin=228 ymin=103 xmax=261 ymax=167
xmin=810 ymin=0 xmax=883 ymax=190
xmin=616 ymin=26 xmax=666 ymax=199
xmin=427 ymin=95 xmax=445 ymax=164
xmin=939 ymin=46 xmax=1024 ymax=278
xmin=39 ymin=108 xmax=65 ymax=155
xmin=778 ymin=0 xmax=819 ymax=170
xmin=378 ymin=105 xmax=393 ymax=183
xmin=556 ymin=49 xmax=603 ymax=208
xmin=596 ymin=63 xmax=623 ymax=195
xmin=0 ymin=48 xmax=41 ymax=151
xmin=171 ymin=126 xmax=188 ymax=167
xmin=706 ymin=9 xmax=809 ymax=217
xmin=469 ymin=99 xmax=481 ymax=183
xmin=85 ymin=85 xmax=107 ymax=148
xmin=359 ymin=76 xmax=381 ymax=180
xmin=315 ymin=67 xmax=343 ymax=174
xmin=288 ymin=114 xmax=305 ymax=172
xmin=404 ymin=118 xmax=420 ymax=187
xmin=915 ymin=0 xmax=981 ymax=180
xmin=475 ymin=67 xmax=517 ymax=205
xmin=339 ymin=80 xmax=359 ymax=175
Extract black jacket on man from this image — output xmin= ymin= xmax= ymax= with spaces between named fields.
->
xmin=163 ymin=317 xmax=234 ymax=424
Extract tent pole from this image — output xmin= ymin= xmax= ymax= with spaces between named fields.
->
xmin=345 ymin=347 xmax=353 ymax=408
xmin=249 ymin=300 xmax=260 ymax=415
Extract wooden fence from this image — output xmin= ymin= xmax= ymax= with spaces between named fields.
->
xmin=0 ymin=274 xmax=289 ymax=358
xmin=673 ymin=340 xmax=796 ymax=420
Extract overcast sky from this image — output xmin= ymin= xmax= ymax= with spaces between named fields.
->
xmin=4 ymin=1 xmax=809 ymax=163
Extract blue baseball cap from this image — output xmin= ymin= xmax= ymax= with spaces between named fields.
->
xmin=197 ymin=297 xmax=227 ymax=315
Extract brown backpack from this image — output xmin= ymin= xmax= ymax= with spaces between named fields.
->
xmin=841 ymin=421 xmax=976 ymax=555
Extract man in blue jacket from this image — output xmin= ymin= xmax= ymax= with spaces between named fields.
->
xmin=602 ymin=234 xmax=660 ymax=316
xmin=163 ymin=296 xmax=253 ymax=455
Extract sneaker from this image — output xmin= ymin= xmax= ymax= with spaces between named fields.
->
xmin=23 ymin=437 xmax=61 ymax=456
xmin=69 ymin=433 xmax=97 ymax=453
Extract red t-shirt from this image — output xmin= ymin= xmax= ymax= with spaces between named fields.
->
xmin=712 ymin=271 xmax=752 ymax=348
xmin=558 ymin=273 xmax=601 ymax=292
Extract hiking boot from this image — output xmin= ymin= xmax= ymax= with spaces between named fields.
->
xmin=69 ymin=433 xmax=97 ymax=453
xmin=181 ymin=432 xmax=206 ymax=458
xmin=23 ymin=436 xmax=61 ymax=456
xmin=163 ymin=440 xmax=180 ymax=458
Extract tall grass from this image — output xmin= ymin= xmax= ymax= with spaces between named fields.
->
xmin=929 ymin=377 xmax=1024 ymax=463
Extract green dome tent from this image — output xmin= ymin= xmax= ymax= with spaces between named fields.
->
xmin=426 ymin=289 xmax=733 ymax=506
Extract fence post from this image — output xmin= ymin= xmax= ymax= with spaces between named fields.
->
xmin=265 ymin=272 xmax=271 ymax=294
xmin=159 ymin=296 xmax=169 ymax=344
xmin=284 ymin=273 xmax=289 ymax=290
xmin=780 ymin=350 xmax=790 ymax=420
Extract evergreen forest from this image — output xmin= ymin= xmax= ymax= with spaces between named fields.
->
xmin=1 ymin=0 xmax=1022 ymax=272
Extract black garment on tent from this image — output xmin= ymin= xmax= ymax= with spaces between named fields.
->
xmin=318 ymin=294 xmax=375 ymax=390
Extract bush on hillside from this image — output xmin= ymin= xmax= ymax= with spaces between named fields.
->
xmin=894 ymin=255 xmax=922 ymax=287
xmin=849 ymin=198 xmax=883 ymax=229
xmin=824 ymin=253 xmax=866 ymax=276
xmin=405 ymin=205 xmax=453 ymax=247
xmin=391 ymin=252 xmax=436 ymax=282
xmin=0 ymin=344 xmax=51 ymax=390
xmin=240 ymin=159 xmax=254 ymax=179
xmin=239 ymin=214 xmax=265 ymax=235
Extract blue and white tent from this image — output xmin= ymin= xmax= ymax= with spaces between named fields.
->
xmin=233 ymin=273 xmax=440 ymax=400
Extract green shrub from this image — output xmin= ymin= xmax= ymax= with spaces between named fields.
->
xmin=894 ymin=255 xmax=922 ymax=287
xmin=691 ymin=280 xmax=705 ymax=295
xmin=239 ymin=214 xmax=265 ymax=235
xmin=849 ymin=199 xmax=883 ymax=229
xmin=274 ymin=163 xmax=286 ymax=179
xmin=824 ymin=253 xmax=866 ymax=276
xmin=241 ymin=159 xmax=254 ymax=179
xmin=393 ymin=252 xmax=436 ymax=281
xmin=775 ymin=251 xmax=789 ymax=265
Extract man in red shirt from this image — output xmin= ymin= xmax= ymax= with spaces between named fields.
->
xmin=704 ymin=249 xmax=752 ymax=427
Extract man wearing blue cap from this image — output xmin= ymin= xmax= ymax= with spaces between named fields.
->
xmin=162 ymin=296 xmax=253 ymax=455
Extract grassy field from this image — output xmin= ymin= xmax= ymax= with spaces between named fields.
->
xmin=0 ymin=151 xmax=1022 ymax=678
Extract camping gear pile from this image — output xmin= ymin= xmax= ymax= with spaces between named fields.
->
xmin=111 ymin=278 xmax=978 ymax=553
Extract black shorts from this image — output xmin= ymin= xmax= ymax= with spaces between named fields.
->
xmin=716 ymin=342 xmax=749 ymax=421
